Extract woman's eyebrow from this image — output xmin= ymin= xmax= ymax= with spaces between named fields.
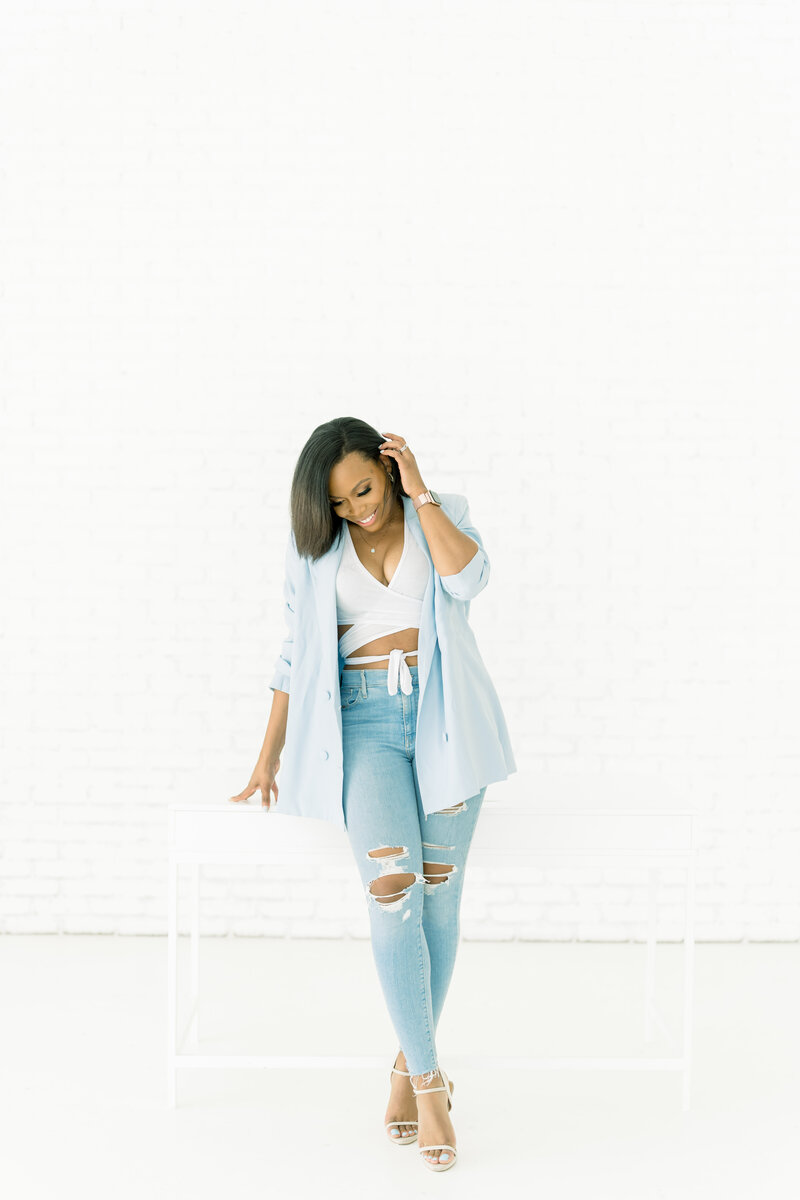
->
xmin=329 ymin=476 xmax=372 ymax=500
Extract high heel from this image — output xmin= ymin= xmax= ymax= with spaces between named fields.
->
xmin=410 ymin=1067 xmax=457 ymax=1172
xmin=384 ymin=1051 xmax=418 ymax=1145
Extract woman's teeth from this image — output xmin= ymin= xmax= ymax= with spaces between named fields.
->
xmin=356 ymin=507 xmax=378 ymax=526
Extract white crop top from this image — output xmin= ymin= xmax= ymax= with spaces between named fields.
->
xmin=336 ymin=507 xmax=429 ymax=695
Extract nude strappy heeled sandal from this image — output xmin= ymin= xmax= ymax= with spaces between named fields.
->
xmin=411 ymin=1067 xmax=457 ymax=1172
xmin=384 ymin=1052 xmax=418 ymax=1145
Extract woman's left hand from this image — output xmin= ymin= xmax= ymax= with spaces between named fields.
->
xmin=379 ymin=433 xmax=426 ymax=498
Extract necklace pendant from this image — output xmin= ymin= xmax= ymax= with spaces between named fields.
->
xmin=370 ymin=547 xmax=375 ymax=553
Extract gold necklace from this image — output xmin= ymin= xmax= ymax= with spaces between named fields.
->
xmin=351 ymin=481 xmax=400 ymax=555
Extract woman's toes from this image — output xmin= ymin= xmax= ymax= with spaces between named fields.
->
xmin=389 ymin=1121 xmax=415 ymax=1139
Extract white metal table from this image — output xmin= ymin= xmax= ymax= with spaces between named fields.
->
xmin=167 ymin=802 xmax=696 ymax=1110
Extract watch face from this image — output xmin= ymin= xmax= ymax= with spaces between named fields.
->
xmin=430 ymin=490 xmax=441 ymax=505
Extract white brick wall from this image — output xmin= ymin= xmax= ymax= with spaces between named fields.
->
xmin=1 ymin=2 xmax=798 ymax=940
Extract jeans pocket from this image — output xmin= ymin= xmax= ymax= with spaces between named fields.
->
xmin=340 ymin=686 xmax=363 ymax=710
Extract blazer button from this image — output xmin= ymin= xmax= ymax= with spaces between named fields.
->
xmin=324 ymin=690 xmax=331 ymax=700
xmin=443 ymin=732 xmax=449 ymax=742
xmin=321 ymin=749 xmax=329 ymax=760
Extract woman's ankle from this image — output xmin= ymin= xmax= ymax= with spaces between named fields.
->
xmin=410 ymin=1068 xmax=442 ymax=1090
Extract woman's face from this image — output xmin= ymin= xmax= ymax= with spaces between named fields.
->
xmin=328 ymin=452 xmax=395 ymax=530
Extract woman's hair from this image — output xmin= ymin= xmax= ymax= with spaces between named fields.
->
xmin=289 ymin=416 xmax=404 ymax=561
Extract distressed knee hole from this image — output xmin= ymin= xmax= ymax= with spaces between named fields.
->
xmin=369 ymin=872 xmax=417 ymax=901
xmin=367 ymin=871 xmax=418 ymax=910
xmin=423 ymin=861 xmax=457 ymax=890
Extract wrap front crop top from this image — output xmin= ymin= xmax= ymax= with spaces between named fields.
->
xmin=336 ymin=506 xmax=429 ymax=695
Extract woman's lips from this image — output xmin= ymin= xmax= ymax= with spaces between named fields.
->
xmin=355 ymin=507 xmax=378 ymax=526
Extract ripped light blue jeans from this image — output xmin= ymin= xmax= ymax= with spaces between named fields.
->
xmin=340 ymin=663 xmax=486 ymax=1085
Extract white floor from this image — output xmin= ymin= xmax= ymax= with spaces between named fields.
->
xmin=1 ymin=936 xmax=797 ymax=1199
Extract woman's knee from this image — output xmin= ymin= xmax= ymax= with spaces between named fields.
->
xmin=422 ymin=861 xmax=456 ymax=889
xmin=365 ymin=845 xmax=423 ymax=912
xmin=368 ymin=871 xmax=417 ymax=903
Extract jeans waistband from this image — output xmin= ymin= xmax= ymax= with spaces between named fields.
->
xmin=341 ymin=656 xmax=419 ymax=697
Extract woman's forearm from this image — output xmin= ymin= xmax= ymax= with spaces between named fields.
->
xmin=259 ymin=688 xmax=289 ymax=763
xmin=414 ymin=483 xmax=479 ymax=575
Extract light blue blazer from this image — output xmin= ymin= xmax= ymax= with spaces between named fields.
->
xmin=269 ymin=492 xmax=517 ymax=830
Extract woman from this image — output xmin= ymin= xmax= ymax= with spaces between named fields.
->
xmin=230 ymin=416 xmax=516 ymax=1172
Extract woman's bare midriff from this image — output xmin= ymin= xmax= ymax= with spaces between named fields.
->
xmin=338 ymin=624 xmax=419 ymax=669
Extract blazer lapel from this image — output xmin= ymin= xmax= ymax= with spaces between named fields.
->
xmin=312 ymin=526 xmax=345 ymax=675
xmin=403 ymin=496 xmax=436 ymax=706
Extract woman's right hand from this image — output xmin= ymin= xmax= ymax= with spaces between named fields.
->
xmin=228 ymin=758 xmax=280 ymax=809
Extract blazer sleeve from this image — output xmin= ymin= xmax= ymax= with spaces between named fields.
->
xmin=269 ymin=530 xmax=299 ymax=694
xmin=437 ymin=494 xmax=491 ymax=601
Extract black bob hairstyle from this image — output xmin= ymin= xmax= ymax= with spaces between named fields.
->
xmin=288 ymin=416 xmax=405 ymax=562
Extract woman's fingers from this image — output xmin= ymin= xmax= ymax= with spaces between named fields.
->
xmin=229 ymin=775 xmax=278 ymax=806
xmin=262 ymin=781 xmax=278 ymax=807
xmin=228 ymin=783 xmax=255 ymax=802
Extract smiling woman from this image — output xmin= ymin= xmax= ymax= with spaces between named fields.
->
xmin=287 ymin=417 xmax=407 ymax=561
xmin=230 ymin=414 xmax=516 ymax=1175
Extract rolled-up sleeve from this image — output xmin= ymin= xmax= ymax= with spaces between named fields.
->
xmin=269 ymin=531 xmax=298 ymax=694
xmin=438 ymin=496 xmax=491 ymax=601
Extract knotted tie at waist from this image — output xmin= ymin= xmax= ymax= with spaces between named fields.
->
xmin=342 ymin=647 xmax=415 ymax=695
